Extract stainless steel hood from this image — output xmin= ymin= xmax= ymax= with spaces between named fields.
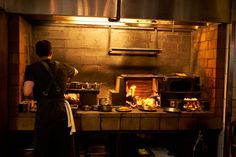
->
xmin=2 ymin=0 xmax=231 ymax=24
xmin=4 ymin=0 xmax=117 ymax=18
xmin=120 ymin=0 xmax=231 ymax=23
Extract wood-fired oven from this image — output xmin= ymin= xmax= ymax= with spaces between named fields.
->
xmin=161 ymin=74 xmax=201 ymax=109
xmin=109 ymin=73 xmax=201 ymax=110
xmin=109 ymin=74 xmax=164 ymax=106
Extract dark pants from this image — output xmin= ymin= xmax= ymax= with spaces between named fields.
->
xmin=33 ymin=120 xmax=70 ymax=157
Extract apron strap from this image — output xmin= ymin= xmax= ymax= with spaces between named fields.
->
xmin=40 ymin=61 xmax=61 ymax=96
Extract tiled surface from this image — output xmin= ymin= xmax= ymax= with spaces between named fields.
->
xmin=9 ymin=110 xmax=221 ymax=131
xmin=76 ymin=109 xmax=220 ymax=131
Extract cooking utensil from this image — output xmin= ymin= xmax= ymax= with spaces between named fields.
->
xmin=90 ymin=82 xmax=100 ymax=89
xmin=82 ymin=105 xmax=91 ymax=111
xmin=100 ymin=104 xmax=112 ymax=112
xmin=139 ymin=108 xmax=157 ymax=112
xmin=91 ymin=105 xmax=100 ymax=111
xmin=138 ymin=105 xmax=157 ymax=112
xmin=115 ymin=106 xmax=132 ymax=112
xmin=163 ymin=107 xmax=181 ymax=113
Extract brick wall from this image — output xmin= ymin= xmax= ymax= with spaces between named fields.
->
xmin=192 ymin=24 xmax=226 ymax=115
xmin=8 ymin=16 xmax=225 ymax=117
xmin=8 ymin=15 xmax=31 ymax=116
xmin=31 ymin=25 xmax=192 ymax=98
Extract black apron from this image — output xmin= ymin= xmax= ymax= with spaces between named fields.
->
xmin=33 ymin=61 xmax=70 ymax=157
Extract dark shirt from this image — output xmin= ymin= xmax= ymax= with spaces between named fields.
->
xmin=24 ymin=59 xmax=76 ymax=157
xmin=24 ymin=59 xmax=75 ymax=100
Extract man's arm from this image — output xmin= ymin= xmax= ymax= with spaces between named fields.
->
xmin=23 ymin=81 xmax=35 ymax=98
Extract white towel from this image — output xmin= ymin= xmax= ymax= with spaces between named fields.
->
xmin=64 ymin=100 xmax=76 ymax=135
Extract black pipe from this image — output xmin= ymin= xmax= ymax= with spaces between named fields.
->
xmin=108 ymin=0 xmax=120 ymax=22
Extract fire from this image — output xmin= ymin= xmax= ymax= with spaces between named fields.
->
xmin=126 ymin=84 xmax=160 ymax=108
xmin=130 ymin=85 xmax=136 ymax=96
xmin=183 ymin=98 xmax=201 ymax=111
xmin=136 ymin=97 xmax=156 ymax=108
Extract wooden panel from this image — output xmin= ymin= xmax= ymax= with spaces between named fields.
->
xmin=160 ymin=117 xmax=178 ymax=130
xmin=179 ymin=117 xmax=198 ymax=130
xmin=198 ymin=117 xmax=222 ymax=129
xmin=120 ymin=113 xmax=140 ymax=130
xmin=140 ymin=117 xmax=160 ymax=130
xmin=101 ymin=117 xmax=120 ymax=130
xmin=9 ymin=117 xmax=35 ymax=131
xmin=80 ymin=114 xmax=100 ymax=131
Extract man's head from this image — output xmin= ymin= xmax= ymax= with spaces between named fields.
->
xmin=35 ymin=40 xmax=52 ymax=57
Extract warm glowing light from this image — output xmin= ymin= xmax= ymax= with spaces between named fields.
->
xmin=194 ymin=26 xmax=199 ymax=30
xmin=65 ymin=16 xmax=125 ymax=26
xmin=67 ymin=17 xmax=108 ymax=22
xmin=130 ymin=85 xmax=136 ymax=96
xmin=51 ymin=16 xmax=205 ymax=29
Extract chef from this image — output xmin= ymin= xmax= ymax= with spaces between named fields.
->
xmin=23 ymin=40 xmax=78 ymax=157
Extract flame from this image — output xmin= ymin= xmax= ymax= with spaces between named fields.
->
xmin=136 ymin=97 xmax=156 ymax=107
xmin=130 ymin=85 xmax=136 ymax=96
xmin=126 ymin=83 xmax=160 ymax=108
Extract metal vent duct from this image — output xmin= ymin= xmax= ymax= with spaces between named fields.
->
xmin=4 ymin=0 xmax=117 ymax=18
xmin=120 ymin=0 xmax=230 ymax=23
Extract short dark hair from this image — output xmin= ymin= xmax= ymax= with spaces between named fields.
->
xmin=35 ymin=40 xmax=52 ymax=57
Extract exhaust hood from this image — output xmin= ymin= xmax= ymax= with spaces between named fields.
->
xmin=3 ymin=0 xmax=231 ymax=23
xmin=120 ymin=0 xmax=230 ymax=23
xmin=2 ymin=0 xmax=230 ymax=29
xmin=4 ymin=0 xmax=118 ymax=18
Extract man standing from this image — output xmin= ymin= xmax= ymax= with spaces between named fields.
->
xmin=23 ymin=40 xmax=78 ymax=157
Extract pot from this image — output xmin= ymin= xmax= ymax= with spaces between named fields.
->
xmin=91 ymin=105 xmax=100 ymax=111
xmin=100 ymin=104 xmax=112 ymax=112
xmin=82 ymin=105 xmax=91 ymax=111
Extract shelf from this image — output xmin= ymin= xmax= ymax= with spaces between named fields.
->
xmin=108 ymin=47 xmax=162 ymax=56
xmin=107 ymin=26 xmax=162 ymax=56
xmin=66 ymin=89 xmax=100 ymax=94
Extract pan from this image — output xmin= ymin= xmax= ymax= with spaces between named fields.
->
xmin=163 ymin=107 xmax=181 ymax=113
